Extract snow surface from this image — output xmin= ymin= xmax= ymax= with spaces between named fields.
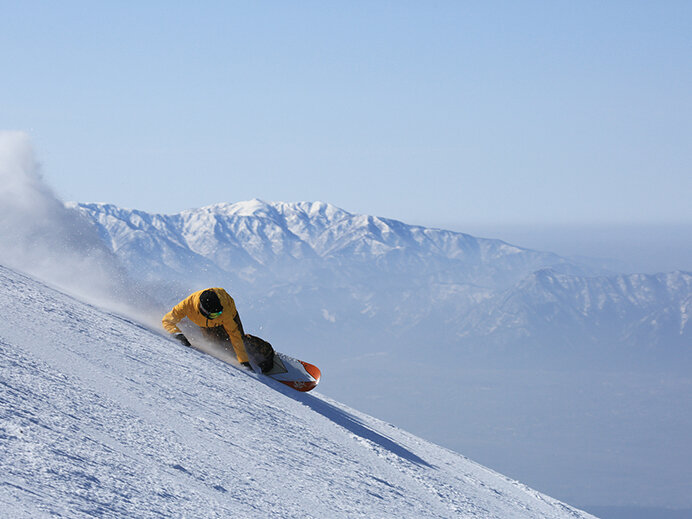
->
xmin=0 ymin=264 xmax=596 ymax=518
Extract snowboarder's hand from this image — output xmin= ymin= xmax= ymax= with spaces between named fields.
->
xmin=174 ymin=333 xmax=191 ymax=347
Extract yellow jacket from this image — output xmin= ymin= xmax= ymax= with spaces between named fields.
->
xmin=162 ymin=288 xmax=249 ymax=363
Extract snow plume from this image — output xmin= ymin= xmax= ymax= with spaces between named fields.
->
xmin=0 ymin=131 xmax=161 ymax=323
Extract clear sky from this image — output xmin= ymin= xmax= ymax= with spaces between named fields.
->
xmin=2 ymin=1 xmax=691 ymax=227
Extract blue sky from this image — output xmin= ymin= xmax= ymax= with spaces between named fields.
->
xmin=2 ymin=1 xmax=691 ymax=227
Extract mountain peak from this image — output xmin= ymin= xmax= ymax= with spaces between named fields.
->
xmin=196 ymin=200 xmax=352 ymax=224
xmin=201 ymin=199 xmax=278 ymax=218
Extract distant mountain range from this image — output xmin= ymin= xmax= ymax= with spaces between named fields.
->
xmin=71 ymin=199 xmax=691 ymax=364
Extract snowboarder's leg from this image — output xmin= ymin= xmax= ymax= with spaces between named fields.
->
xmin=243 ymin=335 xmax=275 ymax=373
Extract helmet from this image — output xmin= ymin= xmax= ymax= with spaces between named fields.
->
xmin=199 ymin=289 xmax=223 ymax=319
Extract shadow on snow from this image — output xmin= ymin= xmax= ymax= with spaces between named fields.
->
xmin=258 ymin=374 xmax=434 ymax=469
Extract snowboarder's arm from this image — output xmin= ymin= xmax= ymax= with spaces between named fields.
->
xmin=212 ymin=289 xmax=249 ymax=363
xmin=162 ymin=297 xmax=192 ymax=334
xmin=233 ymin=312 xmax=246 ymax=336
xmin=224 ymin=312 xmax=249 ymax=363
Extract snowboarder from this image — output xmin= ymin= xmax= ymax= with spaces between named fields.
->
xmin=162 ymin=288 xmax=274 ymax=372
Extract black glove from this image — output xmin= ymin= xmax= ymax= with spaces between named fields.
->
xmin=174 ymin=333 xmax=191 ymax=347
xmin=240 ymin=361 xmax=252 ymax=370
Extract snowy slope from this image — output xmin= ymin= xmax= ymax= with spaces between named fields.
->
xmin=0 ymin=264 xmax=596 ymax=519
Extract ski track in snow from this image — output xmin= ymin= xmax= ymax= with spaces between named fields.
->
xmin=0 ymin=265 xmax=596 ymax=518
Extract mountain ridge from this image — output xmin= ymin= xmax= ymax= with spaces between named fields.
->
xmin=71 ymin=199 xmax=595 ymax=283
xmin=71 ymin=199 xmax=690 ymax=358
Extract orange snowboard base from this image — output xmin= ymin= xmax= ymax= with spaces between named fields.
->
xmin=265 ymin=353 xmax=321 ymax=392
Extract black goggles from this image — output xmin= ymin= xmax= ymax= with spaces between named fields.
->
xmin=200 ymin=305 xmax=223 ymax=319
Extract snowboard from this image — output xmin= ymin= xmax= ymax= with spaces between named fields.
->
xmin=260 ymin=352 xmax=321 ymax=392
xmin=243 ymin=335 xmax=321 ymax=392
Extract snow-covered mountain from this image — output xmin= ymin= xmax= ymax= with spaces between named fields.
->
xmin=71 ymin=199 xmax=690 ymax=359
xmin=64 ymin=199 xmax=692 ymax=513
xmin=72 ymin=199 xmax=583 ymax=287
xmin=3 ymin=134 xmax=688 ymax=514
xmin=459 ymin=269 xmax=691 ymax=361
xmin=0 ymin=264 xmax=597 ymax=518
